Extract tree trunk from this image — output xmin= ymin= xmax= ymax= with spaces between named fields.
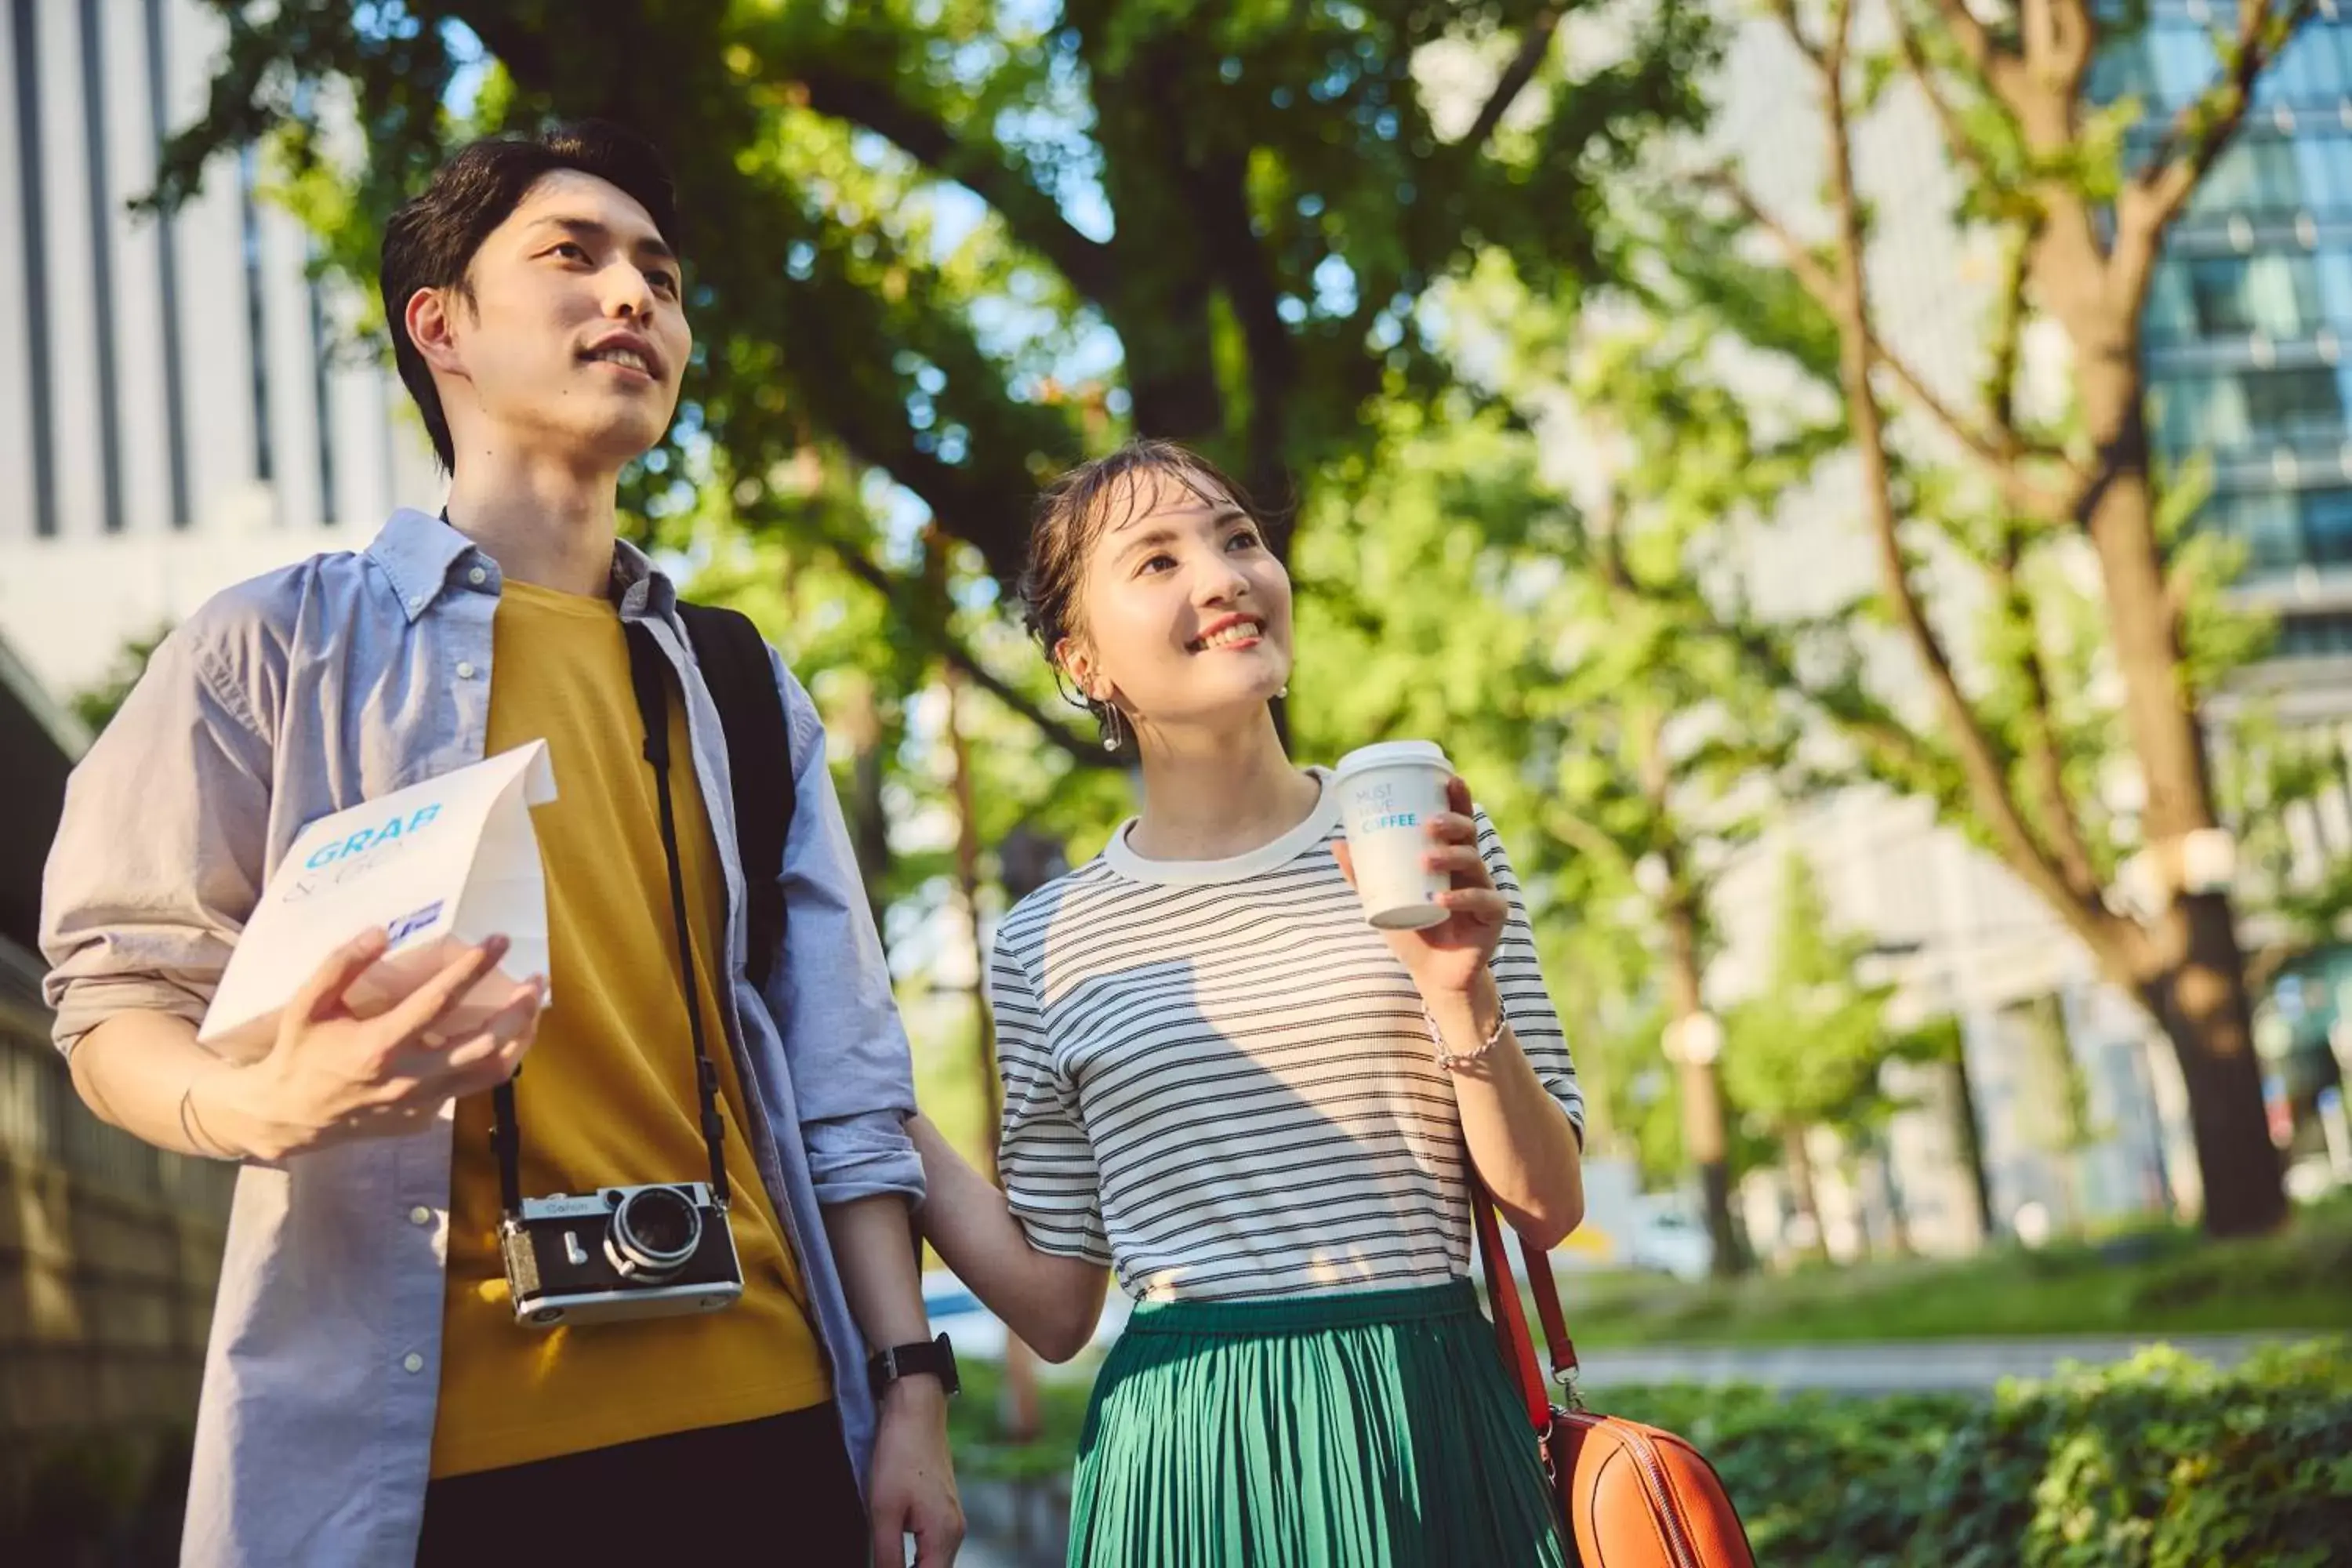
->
xmin=2151 ymin=900 xmax=2286 ymax=1237
xmin=837 ymin=673 xmax=894 ymax=942
xmin=1947 ymin=1043 xmax=1998 ymax=1248
xmin=2076 ymin=357 xmax=2288 ymax=1239
xmin=1661 ymin=894 xmax=1743 ymax=1279
xmin=944 ymin=669 xmax=1036 ymax=1440
xmin=1780 ymin=1123 xmax=1828 ymax=1264
xmin=1875 ymin=1142 xmax=1914 ymax=1260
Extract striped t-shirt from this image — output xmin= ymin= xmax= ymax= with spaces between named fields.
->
xmin=991 ymin=768 xmax=1584 ymax=1302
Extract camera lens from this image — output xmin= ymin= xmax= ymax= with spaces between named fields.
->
xmin=606 ymin=1186 xmax=702 ymax=1281
xmin=629 ymin=1189 xmax=695 ymax=1254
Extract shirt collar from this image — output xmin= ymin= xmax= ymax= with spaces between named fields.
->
xmin=365 ymin=507 xmax=677 ymax=622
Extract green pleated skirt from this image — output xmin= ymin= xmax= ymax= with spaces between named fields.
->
xmin=1066 ymin=1279 xmax=1568 ymax=1566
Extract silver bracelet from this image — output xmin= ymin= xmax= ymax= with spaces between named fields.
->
xmin=179 ymin=1083 xmax=237 ymax=1162
xmin=1425 ymin=1006 xmax=1507 ymax=1071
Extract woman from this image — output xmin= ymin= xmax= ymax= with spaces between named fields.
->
xmin=911 ymin=439 xmax=1586 ymax=1566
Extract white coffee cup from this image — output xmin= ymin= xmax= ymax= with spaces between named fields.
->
xmin=1334 ymin=740 xmax=1455 ymax=930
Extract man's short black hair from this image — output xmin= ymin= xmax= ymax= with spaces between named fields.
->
xmin=379 ymin=121 xmax=682 ymax=473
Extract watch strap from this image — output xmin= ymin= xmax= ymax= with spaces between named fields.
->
xmin=869 ymin=1332 xmax=960 ymax=1397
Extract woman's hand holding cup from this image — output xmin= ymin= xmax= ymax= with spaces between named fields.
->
xmin=1332 ymin=743 xmax=1508 ymax=1007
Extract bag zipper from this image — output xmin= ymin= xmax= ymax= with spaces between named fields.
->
xmin=1570 ymin=1413 xmax=1700 ymax=1568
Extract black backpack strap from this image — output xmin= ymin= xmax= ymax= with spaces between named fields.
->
xmin=675 ymin=601 xmax=794 ymax=993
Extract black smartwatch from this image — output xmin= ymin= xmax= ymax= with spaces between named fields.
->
xmin=869 ymin=1332 xmax=960 ymax=1399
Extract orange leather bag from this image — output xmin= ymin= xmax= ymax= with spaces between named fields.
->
xmin=1469 ymin=1185 xmax=1758 ymax=1568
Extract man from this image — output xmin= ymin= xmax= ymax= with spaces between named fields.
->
xmin=41 ymin=122 xmax=963 ymax=1566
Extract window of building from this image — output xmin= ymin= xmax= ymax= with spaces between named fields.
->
xmin=2302 ymin=488 xmax=2352 ymax=565
xmin=2146 ymin=261 xmax=2195 ymax=347
xmin=78 ymin=0 xmax=122 ymax=535
xmin=13 ymin=0 xmax=56 ymax=539
xmin=143 ymin=0 xmax=187 ymax=529
xmin=2209 ymin=490 xmax=2304 ymax=576
xmin=2151 ymin=25 xmax=2222 ymax=104
xmin=239 ymin=145 xmax=273 ymax=484
xmin=2089 ymin=39 xmax=2159 ymax=105
xmin=2295 ymin=138 xmax=2352 ymax=214
xmin=2183 ymin=254 xmax=2321 ymax=337
xmin=2150 ymin=372 xmax=2252 ymax=452
xmin=2274 ymin=610 xmax=2352 ymax=658
xmin=2246 ymin=365 xmax=2345 ymax=442
xmin=2257 ymin=24 xmax=2350 ymax=103
xmin=2191 ymin=137 xmax=2306 ymax=217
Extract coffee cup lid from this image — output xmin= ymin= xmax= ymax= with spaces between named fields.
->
xmin=1335 ymin=739 xmax=1451 ymax=778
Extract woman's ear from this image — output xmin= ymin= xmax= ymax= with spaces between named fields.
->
xmin=1058 ymin=637 xmax=1101 ymax=701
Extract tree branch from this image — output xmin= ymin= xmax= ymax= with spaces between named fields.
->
xmin=1989 ymin=532 xmax=2107 ymax=902
xmin=826 ymin=544 xmax=1111 ymax=767
xmin=1816 ymin=0 xmax=2132 ymax=960
xmin=1765 ymin=0 xmax=1826 ymax=69
xmin=1890 ymin=3 xmax=2020 ymax=211
xmin=1928 ymin=0 xmax=2001 ymax=72
xmin=2121 ymin=0 xmax=2318 ymax=289
xmin=1465 ymin=5 xmax=1565 ymax=148
xmin=1696 ymin=168 xmax=2074 ymax=518
xmin=787 ymin=66 xmax=1118 ymax=300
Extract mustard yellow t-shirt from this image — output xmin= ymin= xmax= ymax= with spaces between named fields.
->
xmin=431 ymin=579 xmax=829 ymax=1479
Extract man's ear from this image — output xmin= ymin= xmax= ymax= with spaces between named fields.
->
xmin=405 ymin=286 xmax=467 ymax=378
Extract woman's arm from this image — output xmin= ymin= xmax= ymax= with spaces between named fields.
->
xmin=909 ymin=1113 xmax=1111 ymax=1362
xmin=1429 ymin=973 xmax=1587 ymax=1248
xmin=1337 ymin=776 xmax=1587 ymax=1248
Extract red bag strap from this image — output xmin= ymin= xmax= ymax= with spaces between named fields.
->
xmin=1467 ymin=1164 xmax=1583 ymax=1421
xmin=1469 ymin=1171 xmax=1552 ymax=1435
xmin=1519 ymin=1227 xmax=1582 ymax=1382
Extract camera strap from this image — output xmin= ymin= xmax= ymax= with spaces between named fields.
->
xmin=488 ymin=617 xmax=733 ymax=1217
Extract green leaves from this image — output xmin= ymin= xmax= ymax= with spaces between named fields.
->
xmin=1721 ymin=851 xmax=1906 ymax=1138
xmin=1613 ymin=1340 xmax=2352 ymax=1566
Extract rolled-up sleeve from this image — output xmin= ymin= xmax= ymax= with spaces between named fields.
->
xmin=761 ymin=648 xmax=924 ymax=1207
xmin=41 ymin=629 xmax=273 ymax=1059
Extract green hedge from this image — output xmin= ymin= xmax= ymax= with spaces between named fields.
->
xmin=950 ymin=1340 xmax=2352 ymax=1565
xmin=0 ymin=1425 xmax=192 ymax=1566
xmin=1620 ymin=1340 xmax=2352 ymax=1566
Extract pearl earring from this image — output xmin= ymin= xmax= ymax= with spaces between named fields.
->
xmin=1277 ymin=684 xmax=1288 ymax=699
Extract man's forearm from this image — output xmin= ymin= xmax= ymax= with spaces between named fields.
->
xmin=70 ymin=1011 xmax=252 ymax=1160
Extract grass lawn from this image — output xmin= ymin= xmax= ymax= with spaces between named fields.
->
xmin=1548 ymin=1194 xmax=2352 ymax=1348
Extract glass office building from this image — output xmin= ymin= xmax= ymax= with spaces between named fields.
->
xmin=2102 ymin=6 xmax=2352 ymax=659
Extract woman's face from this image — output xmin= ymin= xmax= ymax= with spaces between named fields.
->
xmin=1063 ymin=468 xmax=1294 ymax=740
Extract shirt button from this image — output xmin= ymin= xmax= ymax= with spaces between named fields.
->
xmin=466 ymin=566 xmax=488 ymax=586
xmin=408 ymin=1206 xmax=432 ymax=1226
xmin=406 ymin=596 xmax=426 ymax=614
xmin=401 ymin=1352 xmax=425 ymax=1374
xmin=456 ymin=661 xmax=477 ymax=680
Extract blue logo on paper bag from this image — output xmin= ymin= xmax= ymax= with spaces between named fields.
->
xmin=385 ymin=901 xmax=445 ymax=951
xmin=307 ymin=804 xmax=442 ymax=870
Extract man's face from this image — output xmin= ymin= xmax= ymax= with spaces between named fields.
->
xmin=423 ymin=169 xmax=691 ymax=469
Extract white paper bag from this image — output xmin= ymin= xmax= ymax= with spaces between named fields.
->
xmin=198 ymin=740 xmax=559 ymax=1056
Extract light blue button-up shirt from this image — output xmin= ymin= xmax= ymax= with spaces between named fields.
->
xmin=39 ymin=509 xmax=924 ymax=1566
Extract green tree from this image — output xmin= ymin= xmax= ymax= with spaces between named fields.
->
xmin=1721 ymin=851 xmax=1906 ymax=1259
xmin=1290 ymin=290 xmax=1836 ymax=1272
xmin=153 ymin=0 xmax=1711 ymax=760
xmin=68 ymin=630 xmax=170 ymax=736
xmin=1603 ymin=0 xmax=2320 ymax=1237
